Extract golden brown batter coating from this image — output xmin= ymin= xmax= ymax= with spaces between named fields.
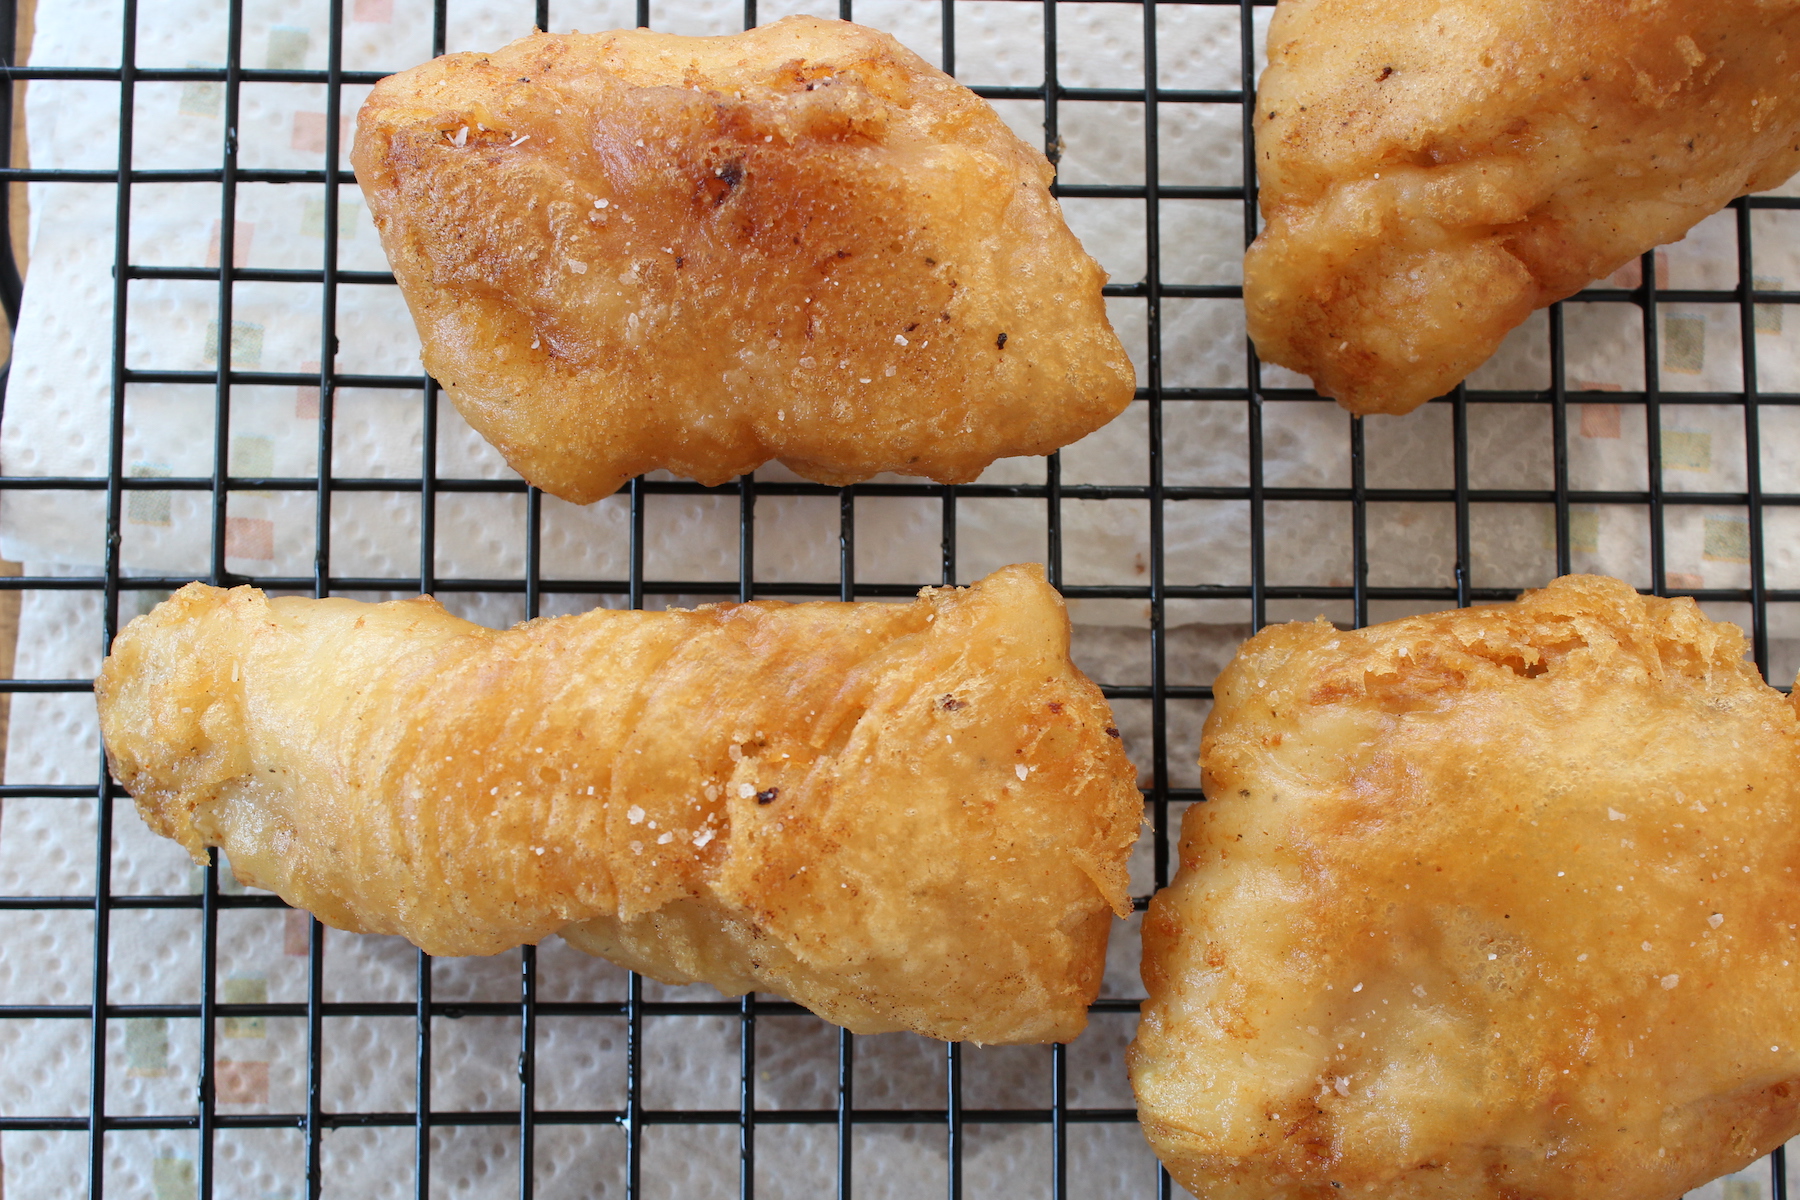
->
xmin=1246 ymin=0 xmax=1800 ymax=416
xmin=1132 ymin=576 xmax=1800 ymax=1197
xmin=94 ymin=565 xmax=1141 ymax=1043
xmin=351 ymin=17 xmax=1134 ymax=502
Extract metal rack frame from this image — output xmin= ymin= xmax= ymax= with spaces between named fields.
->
xmin=0 ymin=0 xmax=1795 ymax=1194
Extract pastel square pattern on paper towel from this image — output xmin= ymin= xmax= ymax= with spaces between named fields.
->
xmin=125 ymin=1016 xmax=173 ymax=1078
xmin=1755 ymin=275 xmax=1784 ymax=335
xmin=295 ymin=359 xmax=321 ymax=419
xmin=1661 ymin=429 xmax=1713 ymax=472
xmin=292 ymin=112 xmax=352 ymax=156
xmin=205 ymin=321 xmax=264 ymax=369
xmin=266 ymin=26 xmax=311 ymax=71
xmin=1544 ymin=507 xmax=1601 ymax=554
xmin=231 ymin=435 xmax=275 ymax=478
xmin=127 ymin=462 xmax=172 ymax=526
xmin=225 ymin=516 xmax=275 ymax=561
xmin=5 ymin=3 xmax=1796 ymax=1196
xmin=1704 ymin=516 xmax=1751 ymax=563
xmin=152 ymin=1156 xmax=196 ymax=1200
xmin=178 ymin=64 xmax=220 ymax=118
xmin=301 ymin=195 xmax=359 ymax=240
xmin=221 ymin=975 xmax=268 ymax=1038
xmin=1664 ymin=313 xmax=1707 ymax=374
xmin=284 ymin=910 xmax=311 ymax=955
xmin=206 ymin=220 xmax=253 ymax=269
xmin=1580 ymin=403 xmax=1622 ymax=439
xmin=215 ymin=1059 xmax=271 ymax=1104
xmin=1608 ymin=250 xmax=1671 ymax=289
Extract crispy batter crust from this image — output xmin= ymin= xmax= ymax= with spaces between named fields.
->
xmin=351 ymin=17 xmax=1134 ymax=502
xmin=94 ymin=565 xmax=1141 ymax=1044
xmin=1132 ymin=576 xmax=1800 ymax=1197
xmin=1245 ymin=0 xmax=1800 ymax=415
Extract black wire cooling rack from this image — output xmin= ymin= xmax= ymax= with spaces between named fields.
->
xmin=0 ymin=0 xmax=1797 ymax=1195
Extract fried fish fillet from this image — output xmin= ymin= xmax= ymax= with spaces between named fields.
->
xmin=1131 ymin=576 xmax=1800 ymax=1197
xmin=351 ymin=17 xmax=1134 ymax=503
xmin=1245 ymin=0 xmax=1800 ymax=415
xmin=94 ymin=565 xmax=1140 ymax=1044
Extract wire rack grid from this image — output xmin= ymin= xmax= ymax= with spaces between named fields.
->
xmin=0 ymin=0 xmax=1797 ymax=1195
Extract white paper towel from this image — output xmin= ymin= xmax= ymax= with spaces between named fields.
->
xmin=3 ymin=0 xmax=1799 ymax=1195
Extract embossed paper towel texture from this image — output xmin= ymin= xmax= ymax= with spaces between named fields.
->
xmin=4 ymin=0 xmax=1800 ymax=1195
xmin=0 ymin=0 xmax=1233 ymax=1196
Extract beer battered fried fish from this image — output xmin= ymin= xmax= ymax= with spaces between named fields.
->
xmin=96 ymin=565 xmax=1141 ymax=1044
xmin=1246 ymin=0 xmax=1800 ymax=415
xmin=1132 ymin=576 xmax=1800 ymax=1197
xmin=352 ymin=17 xmax=1134 ymax=503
